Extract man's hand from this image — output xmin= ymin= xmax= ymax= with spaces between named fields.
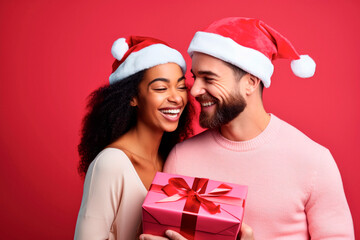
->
xmin=238 ymin=223 xmax=255 ymax=240
xmin=140 ymin=223 xmax=254 ymax=240
xmin=140 ymin=230 xmax=187 ymax=240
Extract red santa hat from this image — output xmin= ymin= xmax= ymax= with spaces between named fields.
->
xmin=187 ymin=17 xmax=316 ymax=88
xmin=109 ymin=36 xmax=186 ymax=84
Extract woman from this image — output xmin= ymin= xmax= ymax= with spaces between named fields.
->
xmin=74 ymin=36 xmax=193 ymax=240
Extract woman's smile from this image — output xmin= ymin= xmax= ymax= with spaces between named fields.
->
xmin=159 ymin=107 xmax=182 ymax=121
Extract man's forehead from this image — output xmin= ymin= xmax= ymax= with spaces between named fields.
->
xmin=191 ymin=52 xmax=230 ymax=75
xmin=192 ymin=52 xmax=221 ymax=62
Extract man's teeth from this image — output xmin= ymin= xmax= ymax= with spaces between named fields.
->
xmin=201 ymin=102 xmax=215 ymax=107
xmin=161 ymin=109 xmax=180 ymax=114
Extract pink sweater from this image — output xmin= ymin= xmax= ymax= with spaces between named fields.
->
xmin=164 ymin=114 xmax=354 ymax=239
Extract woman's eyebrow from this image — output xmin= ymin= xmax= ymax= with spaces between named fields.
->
xmin=148 ymin=78 xmax=169 ymax=87
xmin=148 ymin=76 xmax=185 ymax=86
xmin=178 ymin=76 xmax=185 ymax=82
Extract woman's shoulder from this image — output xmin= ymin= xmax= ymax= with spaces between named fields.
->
xmin=89 ymin=148 xmax=133 ymax=175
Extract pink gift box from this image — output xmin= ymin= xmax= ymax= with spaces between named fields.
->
xmin=142 ymin=172 xmax=248 ymax=240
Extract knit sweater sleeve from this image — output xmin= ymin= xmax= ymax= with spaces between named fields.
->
xmin=74 ymin=149 xmax=127 ymax=240
xmin=305 ymin=149 xmax=354 ymax=239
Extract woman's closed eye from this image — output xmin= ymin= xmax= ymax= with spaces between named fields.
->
xmin=177 ymin=84 xmax=187 ymax=90
xmin=153 ymin=87 xmax=167 ymax=91
xmin=150 ymin=83 xmax=168 ymax=91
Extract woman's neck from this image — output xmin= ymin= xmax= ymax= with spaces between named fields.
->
xmin=111 ymin=121 xmax=164 ymax=164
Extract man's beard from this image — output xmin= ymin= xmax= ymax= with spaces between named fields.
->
xmin=197 ymin=92 xmax=247 ymax=129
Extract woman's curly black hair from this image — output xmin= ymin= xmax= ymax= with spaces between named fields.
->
xmin=78 ymin=70 xmax=194 ymax=177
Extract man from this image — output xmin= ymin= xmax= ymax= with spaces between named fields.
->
xmin=141 ymin=17 xmax=354 ymax=240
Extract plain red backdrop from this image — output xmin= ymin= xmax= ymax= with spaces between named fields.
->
xmin=0 ymin=0 xmax=359 ymax=239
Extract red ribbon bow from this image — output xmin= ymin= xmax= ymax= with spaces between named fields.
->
xmin=157 ymin=177 xmax=233 ymax=214
xmin=151 ymin=177 xmax=243 ymax=240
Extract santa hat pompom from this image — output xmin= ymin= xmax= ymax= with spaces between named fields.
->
xmin=111 ymin=38 xmax=129 ymax=61
xmin=291 ymin=55 xmax=316 ymax=78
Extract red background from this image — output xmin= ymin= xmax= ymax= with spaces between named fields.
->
xmin=1 ymin=0 xmax=359 ymax=239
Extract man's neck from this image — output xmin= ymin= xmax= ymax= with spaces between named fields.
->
xmin=219 ymin=106 xmax=270 ymax=142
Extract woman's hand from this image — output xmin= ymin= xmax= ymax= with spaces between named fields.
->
xmin=140 ymin=230 xmax=187 ymax=240
xmin=238 ymin=223 xmax=255 ymax=240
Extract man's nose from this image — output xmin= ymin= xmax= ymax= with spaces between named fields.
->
xmin=190 ymin=79 xmax=206 ymax=97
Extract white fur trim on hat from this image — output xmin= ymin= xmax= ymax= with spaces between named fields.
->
xmin=109 ymin=44 xmax=186 ymax=84
xmin=291 ymin=55 xmax=316 ymax=78
xmin=111 ymin=38 xmax=129 ymax=61
xmin=188 ymin=31 xmax=274 ymax=88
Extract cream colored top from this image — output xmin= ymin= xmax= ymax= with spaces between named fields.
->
xmin=74 ymin=148 xmax=148 ymax=240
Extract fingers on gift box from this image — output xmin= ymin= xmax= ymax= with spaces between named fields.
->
xmin=142 ymin=172 xmax=248 ymax=240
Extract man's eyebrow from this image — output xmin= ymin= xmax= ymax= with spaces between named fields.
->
xmin=190 ymin=69 xmax=219 ymax=78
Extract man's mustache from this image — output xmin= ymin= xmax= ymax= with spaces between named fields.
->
xmin=195 ymin=93 xmax=218 ymax=103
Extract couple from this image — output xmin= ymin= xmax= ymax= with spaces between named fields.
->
xmin=74 ymin=17 xmax=354 ymax=240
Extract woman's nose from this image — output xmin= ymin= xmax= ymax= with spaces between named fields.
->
xmin=167 ymin=89 xmax=183 ymax=104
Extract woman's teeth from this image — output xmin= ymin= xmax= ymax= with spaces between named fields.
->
xmin=160 ymin=109 xmax=180 ymax=115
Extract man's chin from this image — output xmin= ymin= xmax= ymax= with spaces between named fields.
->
xmin=199 ymin=114 xmax=217 ymax=129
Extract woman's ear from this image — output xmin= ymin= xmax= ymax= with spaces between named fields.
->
xmin=130 ymin=97 xmax=138 ymax=107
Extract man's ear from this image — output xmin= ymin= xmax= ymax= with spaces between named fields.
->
xmin=245 ymin=74 xmax=261 ymax=95
xmin=130 ymin=97 xmax=138 ymax=107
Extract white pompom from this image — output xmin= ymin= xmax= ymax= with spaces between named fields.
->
xmin=111 ymin=38 xmax=129 ymax=60
xmin=291 ymin=55 xmax=316 ymax=78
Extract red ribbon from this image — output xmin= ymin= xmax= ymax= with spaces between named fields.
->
xmin=150 ymin=177 xmax=243 ymax=240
